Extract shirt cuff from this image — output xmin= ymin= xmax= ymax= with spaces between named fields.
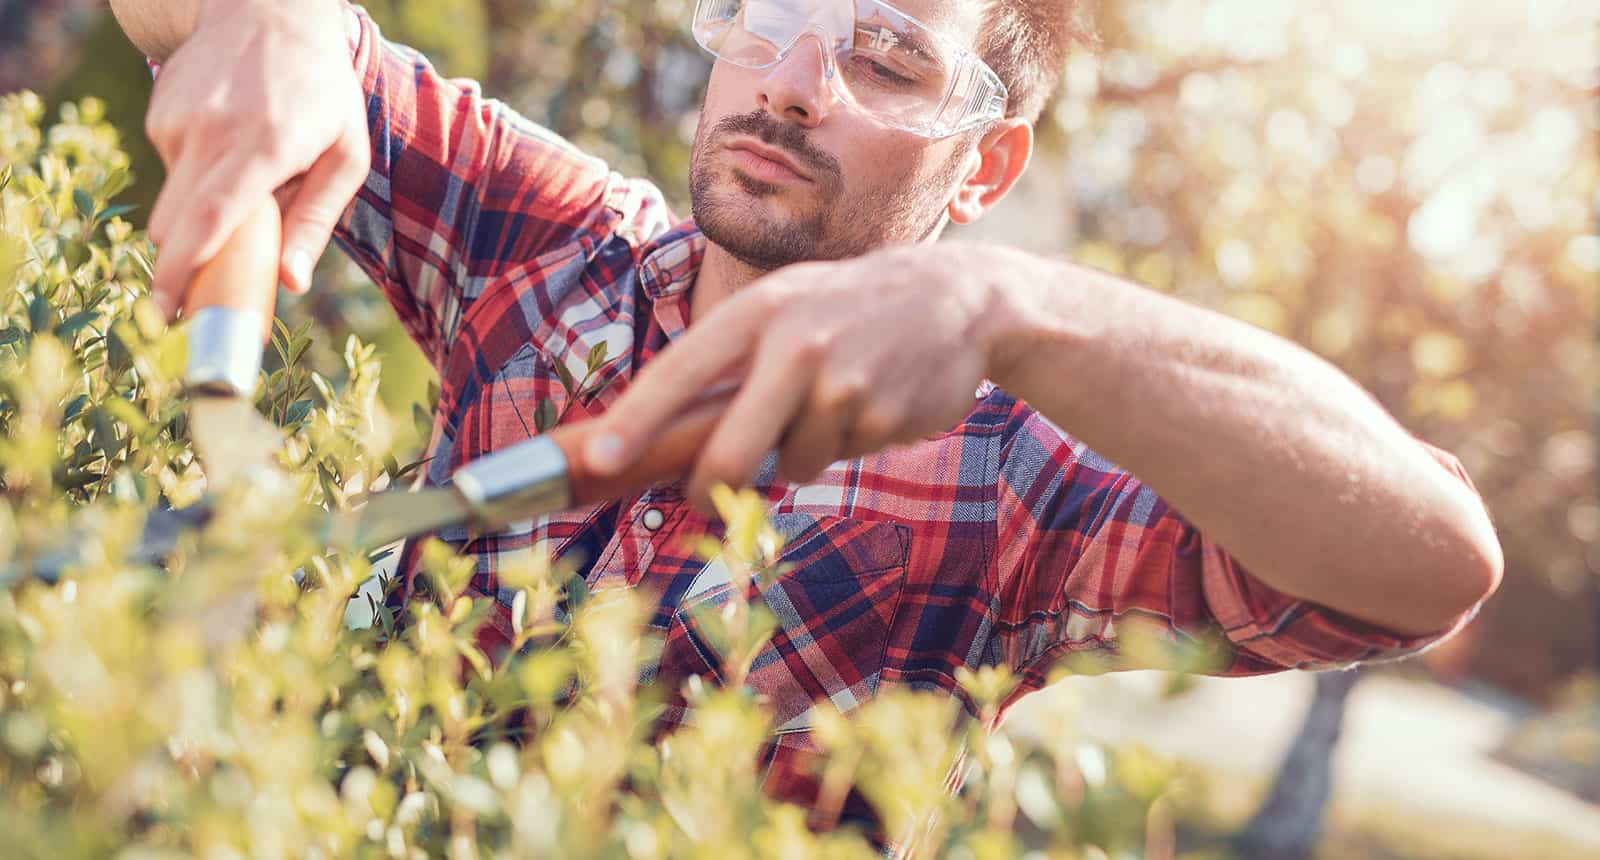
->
xmin=1203 ymin=437 xmax=1489 ymax=672
xmin=1203 ymin=540 xmax=1483 ymax=673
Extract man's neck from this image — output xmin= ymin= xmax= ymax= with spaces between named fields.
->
xmin=689 ymin=242 xmax=776 ymax=324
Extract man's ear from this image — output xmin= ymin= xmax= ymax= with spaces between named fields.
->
xmin=948 ymin=118 xmax=1033 ymax=225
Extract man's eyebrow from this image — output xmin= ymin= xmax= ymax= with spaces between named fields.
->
xmin=855 ymin=19 xmax=940 ymax=65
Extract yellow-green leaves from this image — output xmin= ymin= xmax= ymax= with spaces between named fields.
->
xmin=0 ymin=94 xmax=1202 ymax=860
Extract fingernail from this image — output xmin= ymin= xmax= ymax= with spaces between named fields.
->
xmin=287 ymin=249 xmax=314 ymax=292
xmin=584 ymin=432 xmax=626 ymax=475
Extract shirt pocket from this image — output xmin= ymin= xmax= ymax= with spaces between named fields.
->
xmin=659 ymin=513 xmax=912 ymax=733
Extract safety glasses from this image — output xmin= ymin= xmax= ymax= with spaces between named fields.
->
xmin=691 ymin=0 xmax=1010 ymax=138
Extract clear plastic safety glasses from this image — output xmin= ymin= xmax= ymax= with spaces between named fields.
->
xmin=691 ymin=0 xmax=1010 ymax=138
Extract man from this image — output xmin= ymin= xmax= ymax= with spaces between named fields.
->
xmin=111 ymin=0 xmax=1501 ymax=831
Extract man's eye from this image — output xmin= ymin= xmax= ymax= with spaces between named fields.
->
xmin=852 ymin=55 xmax=915 ymax=85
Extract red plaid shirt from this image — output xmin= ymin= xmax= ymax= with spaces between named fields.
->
xmin=329 ymin=4 xmax=1478 ymax=833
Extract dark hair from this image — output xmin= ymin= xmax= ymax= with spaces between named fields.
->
xmin=975 ymin=1 xmax=1098 ymax=123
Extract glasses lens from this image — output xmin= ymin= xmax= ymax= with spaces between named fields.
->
xmin=839 ymin=5 xmax=959 ymax=120
xmin=694 ymin=0 xmax=757 ymax=59
xmin=692 ymin=0 xmax=1006 ymax=136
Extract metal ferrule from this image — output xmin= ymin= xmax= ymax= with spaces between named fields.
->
xmin=450 ymin=434 xmax=573 ymax=529
xmin=185 ymin=306 xmax=265 ymax=397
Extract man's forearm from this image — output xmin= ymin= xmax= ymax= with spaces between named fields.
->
xmin=109 ymin=0 xmax=204 ymax=61
xmin=110 ymin=0 xmax=343 ymax=61
xmin=983 ymin=245 xmax=1501 ymax=636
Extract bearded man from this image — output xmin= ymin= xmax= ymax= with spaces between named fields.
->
xmin=111 ymin=0 xmax=1501 ymax=837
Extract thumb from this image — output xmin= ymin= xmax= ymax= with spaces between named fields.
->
xmin=278 ymin=124 xmax=370 ymax=293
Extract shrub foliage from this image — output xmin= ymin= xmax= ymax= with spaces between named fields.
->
xmin=0 ymin=96 xmax=1185 ymax=859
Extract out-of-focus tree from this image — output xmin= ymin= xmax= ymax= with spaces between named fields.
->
xmin=1 ymin=3 xmax=156 ymax=221
xmin=0 ymin=0 xmax=101 ymax=94
xmin=966 ymin=0 xmax=1598 ymax=697
xmin=47 ymin=12 xmax=161 ymax=239
xmin=956 ymin=3 xmax=1597 ymax=851
xmin=356 ymin=0 xmax=709 ymax=207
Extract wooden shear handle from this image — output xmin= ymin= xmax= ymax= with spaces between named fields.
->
xmin=550 ymin=393 xmax=734 ymax=507
xmin=182 ymin=197 xmax=281 ymax=342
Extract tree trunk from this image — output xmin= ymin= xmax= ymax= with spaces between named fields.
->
xmin=1235 ymin=669 xmax=1363 ymax=860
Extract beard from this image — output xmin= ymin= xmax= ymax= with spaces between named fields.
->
xmin=689 ymin=109 xmax=966 ymax=272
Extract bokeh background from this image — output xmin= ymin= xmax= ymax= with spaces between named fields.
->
xmin=3 ymin=0 xmax=1596 ymax=856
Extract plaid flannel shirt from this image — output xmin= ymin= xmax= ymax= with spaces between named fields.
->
xmin=324 ymin=4 xmax=1478 ymax=834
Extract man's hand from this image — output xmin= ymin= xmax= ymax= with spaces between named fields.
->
xmin=584 ymin=243 xmax=1019 ymax=510
xmin=129 ymin=0 xmax=369 ymax=315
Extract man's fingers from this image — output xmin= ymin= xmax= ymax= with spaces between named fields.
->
xmin=777 ymin=394 xmax=852 ymax=484
xmin=147 ymin=154 xmax=216 ymax=318
xmin=279 ymin=122 xmax=370 ymax=294
xmin=146 ymin=148 xmax=205 ymax=247
xmin=687 ymin=339 xmax=816 ymax=509
xmin=148 ymin=156 xmax=288 ymax=318
xmin=585 ymin=300 xmax=768 ymax=476
xmin=273 ymin=176 xmax=304 ymax=212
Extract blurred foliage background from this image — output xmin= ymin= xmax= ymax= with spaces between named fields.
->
xmin=1 ymin=0 xmax=1596 ymax=853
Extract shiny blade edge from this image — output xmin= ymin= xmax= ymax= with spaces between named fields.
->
xmin=321 ymin=486 xmax=475 ymax=553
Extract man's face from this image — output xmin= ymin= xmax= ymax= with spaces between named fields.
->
xmin=688 ymin=0 xmax=988 ymax=271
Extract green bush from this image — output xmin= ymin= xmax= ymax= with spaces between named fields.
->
xmin=0 ymin=95 xmax=1185 ymax=859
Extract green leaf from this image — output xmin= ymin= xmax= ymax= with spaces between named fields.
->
xmin=101 ymin=168 xmax=130 ymax=201
xmin=0 ymin=163 xmax=12 ymax=193
xmin=533 ymin=398 xmax=558 ymax=433
xmin=103 ymin=397 xmax=149 ymax=434
xmin=27 ymin=294 xmax=54 ymax=333
xmin=394 ymin=456 xmax=430 ymax=482
xmin=62 ymin=393 xmax=89 ymax=423
xmin=85 ymin=283 xmax=113 ymax=310
xmin=285 ymin=398 xmax=314 ymax=424
xmin=564 ymin=572 xmax=589 ymax=611
xmin=58 ymin=467 xmax=103 ymax=492
xmin=132 ymin=299 xmax=166 ymax=341
xmin=73 ymin=189 xmax=95 ymax=221
xmin=457 ymin=639 xmax=493 ymax=681
xmin=89 ymin=407 xmax=124 ymax=460
xmin=105 ymin=322 xmax=133 ymax=372
xmin=127 ymin=246 xmax=154 ymax=282
xmin=61 ymin=239 xmax=90 ymax=272
xmin=374 ymin=598 xmax=396 ymax=638
xmin=585 ymin=341 xmax=609 ymax=374
xmin=552 ymin=357 xmax=577 ymax=396
xmin=20 ymin=172 xmax=46 ymax=199
xmin=0 ymin=232 xmax=27 ymax=296
xmin=288 ymin=334 xmax=312 ymax=368
xmin=96 ymin=204 xmax=137 ymax=222
xmin=67 ymin=439 xmax=94 ymax=467
xmin=153 ymin=327 xmax=188 ymax=381
xmin=0 ymin=327 xmax=22 ymax=347
xmin=56 ymin=309 xmax=99 ymax=340
xmin=309 ymin=371 xmax=335 ymax=402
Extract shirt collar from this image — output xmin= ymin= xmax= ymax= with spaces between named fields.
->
xmin=638 ymin=219 xmax=707 ymax=301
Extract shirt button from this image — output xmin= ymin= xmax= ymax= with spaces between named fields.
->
xmin=641 ymin=507 xmax=665 ymax=531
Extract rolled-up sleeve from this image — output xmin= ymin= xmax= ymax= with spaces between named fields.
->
xmin=988 ymin=398 xmax=1480 ymax=692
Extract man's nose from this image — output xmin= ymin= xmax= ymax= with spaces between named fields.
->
xmin=756 ymin=33 xmax=838 ymax=128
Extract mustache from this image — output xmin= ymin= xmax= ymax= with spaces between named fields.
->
xmin=711 ymin=110 xmax=840 ymax=179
